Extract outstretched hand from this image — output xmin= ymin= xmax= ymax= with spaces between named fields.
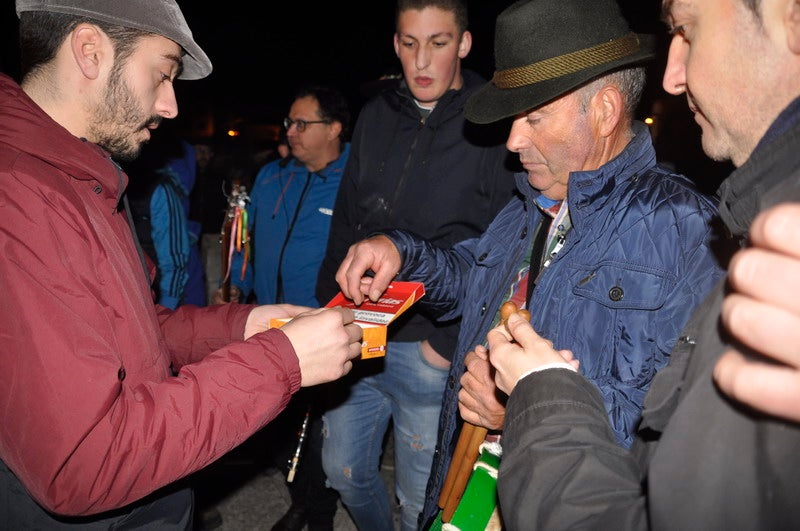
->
xmin=716 ymin=202 xmax=800 ymax=422
xmin=335 ymin=235 xmax=401 ymax=305
xmin=280 ymin=306 xmax=363 ymax=387
xmin=487 ymin=313 xmax=578 ymax=395
xmin=245 ymin=304 xmax=363 ymax=387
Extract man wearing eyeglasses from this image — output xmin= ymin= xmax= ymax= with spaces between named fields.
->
xmin=315 ymin=1 xmax=518 ymax=530
xmin=213 ymin=84 xmax=351 ymax=531
xmin=216 ymin=84 xmax=351 ymax=308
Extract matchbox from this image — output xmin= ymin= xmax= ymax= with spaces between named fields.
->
xmin=269 ymin=281 xmax=425 ymax=359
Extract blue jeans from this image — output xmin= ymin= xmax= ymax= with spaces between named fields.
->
xmin=322 ymin=341 xmax=448 ymax=531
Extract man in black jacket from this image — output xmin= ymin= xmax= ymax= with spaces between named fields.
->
xmin=484 ymin=0 xmax=800 ymax=528
xmin=315 ymin=1 xmax=517 ymax=529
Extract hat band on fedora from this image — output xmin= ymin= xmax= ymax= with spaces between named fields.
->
xmin=493 ymin=33 xmax=643 ymax=89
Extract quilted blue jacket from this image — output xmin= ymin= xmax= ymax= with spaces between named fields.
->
xmin=388 ymin=122 xmax=727 ymax=529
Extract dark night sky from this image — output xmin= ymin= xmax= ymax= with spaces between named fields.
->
xmin=173 ymin=1 xmax=542 ymax=130
xmin=1 ymin=1 xmax=729 ymax=184
xmin=176 ymin=0 xmax=667 ymax=128
xmin=2 ymin=1 xmax=665 ymax=126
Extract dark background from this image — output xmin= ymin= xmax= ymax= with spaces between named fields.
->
xmin=0 ymin=1 xmax=731 ymax=186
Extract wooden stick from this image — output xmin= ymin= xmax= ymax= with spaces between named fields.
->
xmin=437 ymin=301 xmax=527 ymax=522
xmin=442 ymin=422 xmax=488 ymax=522
xmin=438 ymin=421 xmax=476 ymax=510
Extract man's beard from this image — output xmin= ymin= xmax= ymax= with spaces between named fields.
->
xmin=87 ymin=63 xmax=161 ymax=162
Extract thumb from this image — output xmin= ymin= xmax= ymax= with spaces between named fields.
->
xmin=368 ymin=269 xmax=396 ymax=302
xmin=504 ymin=312 xmax=540 ymax=346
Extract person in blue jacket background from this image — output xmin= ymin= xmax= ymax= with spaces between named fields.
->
xmin=164 ymin=138 xmax=207 ymax=307
xmin=220 ymin=84 xmax=351 ymax=307
xmin=216 ymin=83 xmax=351 ymax=531
xmin=127 ymin=131 xmax=207 ymax=309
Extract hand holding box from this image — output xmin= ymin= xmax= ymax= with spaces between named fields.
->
xmin=271 ymin=281 xmax=425 ymax=359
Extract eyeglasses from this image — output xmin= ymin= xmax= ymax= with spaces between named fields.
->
xmin=283 ymin=117 xmax=330 ymax=132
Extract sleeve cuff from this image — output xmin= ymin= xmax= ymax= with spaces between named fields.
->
xmin=516 ymin=362 xmax=577 ymax=384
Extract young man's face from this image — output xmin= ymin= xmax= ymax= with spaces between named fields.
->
xmin=87 ymin=34 xmax=181 ymax=161
xmin=393 ymin=6 xmax=471 ymax=109
xmin=661 ymin=0 xmax=791 ymax=167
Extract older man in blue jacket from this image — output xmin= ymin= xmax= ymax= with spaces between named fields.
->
xmin=330 ymin=0 xmax=727 ymax=528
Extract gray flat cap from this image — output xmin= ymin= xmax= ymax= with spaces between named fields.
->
xmin=16 ymin=0 xmax=212 ymax=80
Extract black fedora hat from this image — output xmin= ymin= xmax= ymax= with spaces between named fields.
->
xmin=466 ymin=0 xmax=655 ymax=124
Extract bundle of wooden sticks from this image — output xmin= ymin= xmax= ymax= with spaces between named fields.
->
xmin=436 ymin=301 xmax=530 ymax=523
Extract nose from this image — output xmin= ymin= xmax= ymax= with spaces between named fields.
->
xmin=156 ymin=83 xmax=178 ymax=119
xmin=415 ymin=45 xmax=431 ymax=70
xmin=662 ymin=36 xmax=687 ymax=96
xmin=505 ymin=117 xmax=529 ymax=153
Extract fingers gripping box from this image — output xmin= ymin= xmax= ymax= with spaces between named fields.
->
xmin=270 ymin=281 xmax=425 ymax=359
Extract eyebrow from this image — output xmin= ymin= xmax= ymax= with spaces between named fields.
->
xmin=164 ymin=52 xmax=184 ymax=77
xmin=399 ymin=30 xmax=454 ymax=40
xmin=661 ymin=0 xmax=689 ymax=22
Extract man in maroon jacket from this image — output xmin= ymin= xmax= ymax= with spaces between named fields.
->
xmin=0 ymin=0 xmax=362 ymax=528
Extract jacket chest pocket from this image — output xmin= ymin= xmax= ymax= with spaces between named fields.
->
xmin=571 ymin=261 xmax=675 ymax=310
xmin=567 ymin=261 xmax=677 ymax=384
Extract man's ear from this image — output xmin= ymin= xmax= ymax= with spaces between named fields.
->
xmin=393 ymin=33 xmax=401 ymax=58
xmin=328 ymin=121 xmax=343 ymax=141
xmin=70 ymin=23 xmax=107 ymax=80
xmin=458 ymin=30 xmax=472 ymax=59
xmin=593 ymin=85 xmax=623 ymax=137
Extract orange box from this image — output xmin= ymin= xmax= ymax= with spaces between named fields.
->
xmin=270 ymin=281 xmax=425 ymax=359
